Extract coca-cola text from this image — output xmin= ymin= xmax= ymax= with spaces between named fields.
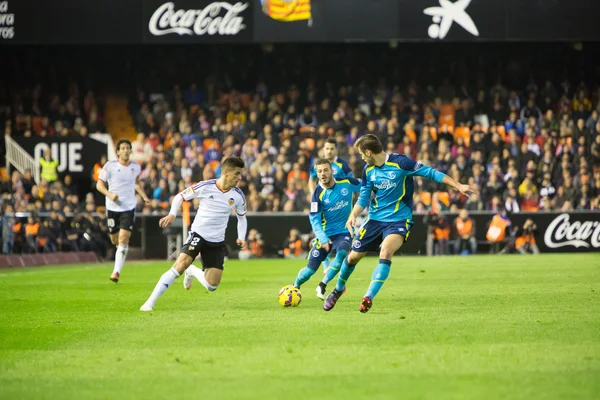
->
xmin=148 ymin=2 xmax=247 ymax=37
xmin=543 ymin=213 xmax=600 ymax=249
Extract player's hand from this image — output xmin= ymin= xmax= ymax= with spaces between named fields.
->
xmin=143 ymin=197 xmax=151 ymax=205
xmin=346 ymin=214 xmax=357 ymax=234
xmin=457 ymin=184 xmax=478 ymax=198
xmin=159 ymin=214 xmax=175 ymax=228
xmin=236 ymin=239 xmax=247 ymax=250
xmin=108 ymin=192 xmax=119 ymax=202
xmin=321 ymin=241 xmax=331 ymax=252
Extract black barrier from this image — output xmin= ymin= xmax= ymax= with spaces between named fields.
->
xmin=12 ymin=136 xmax=108 ymax=179
xmin=3 ymin=211 xmax=599 ymax=259
xmin=3 ymin=0 xmax=600 ymax=44
xmin=136 ymin=211 xmax=600 ymax=259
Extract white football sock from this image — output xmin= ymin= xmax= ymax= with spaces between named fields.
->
xmin=188 ymin=264 xmax=217 ymax=291
xmin=113 ymin=245 xmax=128 ymax=274
xmin=143 ymin=267 xmax=180 ymax=308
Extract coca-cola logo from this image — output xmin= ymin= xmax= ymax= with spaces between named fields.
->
xmin=149 ymin=2 xmax=248 ymax=36
xmin=544 ymin=213 xmax=600 ymax=249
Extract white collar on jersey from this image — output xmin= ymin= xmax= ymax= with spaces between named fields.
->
xmin=318 ymin=178 xmax=337 ymax=190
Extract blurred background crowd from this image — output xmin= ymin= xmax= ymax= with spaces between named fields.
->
xmin=1 ymin=43 xmax=599 ymax=256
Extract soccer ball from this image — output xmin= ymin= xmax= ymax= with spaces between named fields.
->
xmin=278 ymin=285 xmax=302 ymax=307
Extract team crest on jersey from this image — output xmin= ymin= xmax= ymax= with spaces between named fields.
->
xmin=324 ymin=198 xmax=330 ymax=204
xmin=228 ymin=198 xmax=235 ymax=206
xmin=341 ymin=188 xmax=348 ymax=196
xmin=370 ymin=175 xmax=376 ymax=182
xmin=353 ymin=240 xmax=361 ymax=248
xmin=387 ymin=172 xmax=396 ymax=179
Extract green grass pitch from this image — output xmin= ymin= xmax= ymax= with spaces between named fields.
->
xmin=1 ymin=254 xmax=599 ymax=400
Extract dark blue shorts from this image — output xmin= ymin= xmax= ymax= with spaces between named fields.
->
xmin=307 ymin=233 xmax=352 ymax=270
xmin=351 ymin=219 xmax=413 ymax=253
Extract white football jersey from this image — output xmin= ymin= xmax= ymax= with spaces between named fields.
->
xmin=181 ymin=179 xmax=246 ymax=242
xmin=98 ymin=160 xmax=141 ymax=212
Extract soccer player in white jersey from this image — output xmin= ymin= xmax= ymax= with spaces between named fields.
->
xmin=140 ymin=157 xmax=248 ymax=312
xmin=96 ymin=139 xmax=150 ymax=283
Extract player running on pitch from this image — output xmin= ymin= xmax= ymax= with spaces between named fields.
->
xmin=323 ymin=134 xmax=478 ymax=313
xmin=308 ymin=138 xmax=354 ymax=273
xmin=96 ymin=139 xmax=150 ymax=283
xmin=291 ymin=158 xmax=361 ymax=299
xmin=140 ymin=157 xmax=247 ymax=312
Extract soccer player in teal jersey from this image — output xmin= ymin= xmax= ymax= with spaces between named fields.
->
xmin=292 ymin=158 xmax=361 ymax=300
xmin=323 ymin=134 xmax=478 ymax=313
xmin=308 ymin=138 xmax=354 ymax=272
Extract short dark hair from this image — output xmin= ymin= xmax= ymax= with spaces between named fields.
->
xmin=116 ymin=139 xmax=132 ymax=152
xmin=315 ymin=158 xmax=331 ymax=167
xmin=324 ymin=138 xmax=337 ymax=146
xmin=354 ymin=134 xmax=383 ymax=154
xmin=222 ymin=157 xmax=245 ymax=170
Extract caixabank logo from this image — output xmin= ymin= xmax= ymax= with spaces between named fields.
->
xmin=423 ymin=0 xmax=479 ymax=40
xmin=260 ymin=0 xmax=311 ymax=23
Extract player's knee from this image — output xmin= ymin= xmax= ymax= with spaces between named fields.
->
xmin=336 ymin=249 xmax=348 ymax=260
xmin=207 ymin=283 xmax=218 ymax=291
xmin=347 ymin=252 xmax=363 ymax=265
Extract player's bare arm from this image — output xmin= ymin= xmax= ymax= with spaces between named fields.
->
xmin=159 ymin=191 xmax=185 ymax=228
xmin=135 ymin=179 xmax=151 ymax=204
xmin=345 ymin=203 xmax=364 ymax=233
xmin=441 ymin=175 xmax=479 ymax=198
xmin=96 ymin=179 xmax=118 ymax=202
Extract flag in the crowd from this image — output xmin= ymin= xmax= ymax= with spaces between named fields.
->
xmin=261 ymin=0 xmax=311 ymax=22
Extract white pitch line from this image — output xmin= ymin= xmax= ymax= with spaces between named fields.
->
xmin=0 ymin=261 xmax=158 ymax=278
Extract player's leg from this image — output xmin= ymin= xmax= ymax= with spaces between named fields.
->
xmin=111 ymin=229 xmax=131 ymax=278
xmin=320 ymin=235 xmax=351 ymax=290
xmin=107 ymin=211 xmax=121 ymax=282
xmin=530 ymin=243 xmax=540 ymax=254
xmin=140 ymin=252 xmax=193 ymax=311
xmin=110 ymin=210 xmax=134 ymax=282
xmin=185 ymin=238 xmax=226 ymax=291
xmin=360 ymin=220 xmax=412 ymax=313
xmin=321 ymin=252 xmax=334 ymax=273
xmin=184 ymin=239 xmax=225 ymax=292
xmin=360 ymin=234 xmax=405 ymax=312
xmin=141 ymin=233 xmax=200 ymax=311
xmin=293 ymin=243 xmax=328 ymax=290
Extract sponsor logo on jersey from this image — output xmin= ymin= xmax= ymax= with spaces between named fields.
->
xmin=374 ymin=180 xmax=397 ymax=190
xmin=326 ymin=200 xmax=349 ymax=212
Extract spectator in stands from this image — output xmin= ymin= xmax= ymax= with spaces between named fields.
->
xmin=454 ymin=209 xmax=477 ymax=255
xmin=514 ymin=218 xmax=540 ymax=255
xmin=283 ymin=228 xmax=306 ymax=259
xmin=486 ymin=209 xmax=513 ymax=254
xmin=40 ymin=149 xmax=59 ymax=184
xmin=2 ymin=204 xmax=15 ymax=254
xmin=424 ymin=211 xmax=450 ymax=256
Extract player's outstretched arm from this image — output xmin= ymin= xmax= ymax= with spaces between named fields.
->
xmin=159 ymin=183 xmax=203 ymax=228
xmin=400 ymin=156 xmax=479 ymax=198
xmin=441 ymin=175 xmax=479 ymax=198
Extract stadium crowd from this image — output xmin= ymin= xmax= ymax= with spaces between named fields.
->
xmin=1 ymin=44 xmax=600 ymax=256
